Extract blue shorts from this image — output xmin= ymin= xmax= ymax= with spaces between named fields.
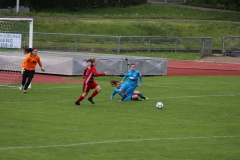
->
xmin=125 ymin=91 xmax=134 ymax=100
xmin=120 ymin=83 xmax=135 ymax=94
xmin=125 ymin=94 xmax=132 ymax=100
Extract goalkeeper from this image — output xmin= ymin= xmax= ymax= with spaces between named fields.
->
xmin=20 ymin=48 xmax=45 ymax=94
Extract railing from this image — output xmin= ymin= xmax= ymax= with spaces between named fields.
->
xmin=222 ymin=36 xmax=240 ymax=54
xmin=33 ymin=32 xmax=212 ymax=55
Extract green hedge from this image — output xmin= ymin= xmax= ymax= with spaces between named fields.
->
xmin=0 ymin=0 xmax=147 ymax=11
xmin=187 ymin=0 xmax=240 ymax=11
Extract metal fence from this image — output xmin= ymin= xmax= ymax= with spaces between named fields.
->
xmin=118 ymin=36 xmax=212 ymax=55
xmin=33 ymin=32 xmax=212 ymax=55
xmin=222 ymin=36 xmax=240 ymax=54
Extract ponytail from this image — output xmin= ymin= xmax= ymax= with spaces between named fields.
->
xmin=110 ymin=80 xmax=120 ymax=86
xmin=23 ymin=47 xmax=36 ymax=54
xmin=84 ymin=58 xmax=96 ymax=65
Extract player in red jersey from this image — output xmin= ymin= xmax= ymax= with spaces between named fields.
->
xmin=75 ymin=58 xmax=110 ymax=105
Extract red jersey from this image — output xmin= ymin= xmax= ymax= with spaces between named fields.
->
xmin=83 ymin=67 xmax=88 ymax=77
xmin=83 ymin=65 xmax=105 ymax=84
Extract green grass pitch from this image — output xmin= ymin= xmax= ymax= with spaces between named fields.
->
xmin=0 ymin=76 xmax=240 ymax=160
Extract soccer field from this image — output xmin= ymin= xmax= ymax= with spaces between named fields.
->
xmin=0 ymin=76 xmax=240 ymax=160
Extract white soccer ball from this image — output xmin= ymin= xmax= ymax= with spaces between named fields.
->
xmin=156 ymin=102 xmax=164 ymax=109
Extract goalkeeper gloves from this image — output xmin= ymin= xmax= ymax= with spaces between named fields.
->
xmin=41 ymin=67 xmax=45 ymax=72
xmin=21 ymin=68 xmax=25 ymax=74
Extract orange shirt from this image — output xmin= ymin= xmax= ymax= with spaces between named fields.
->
xmin=22 ymin=54 xmax=42 ymax=71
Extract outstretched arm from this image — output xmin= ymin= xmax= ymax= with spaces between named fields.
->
xmin=121 ymin=72 xmax=129 ymax=83
xmin=139 ymin=74 xmax=143 ymax=85
xmin=91 ymin=66 xmax=106 ymax=76
xmin=110 ymin=89 xmax=118 ymax=99
xmin=37 ymin=57 xmax=43 ymax=68
xmin=37 ymin=56 xmax=45 ymax=71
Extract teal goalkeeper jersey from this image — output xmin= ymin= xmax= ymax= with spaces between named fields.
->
xmin=122 ymin=69 xmax=142 ymax=87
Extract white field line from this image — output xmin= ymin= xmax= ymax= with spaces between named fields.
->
xmin=3 ymin=85 xmax=237 ymax=96
xmin=0 ymin=93 xmax=240 ymax=104
xmin=0 ymin=135 xmax=239 ymax=150
xmin=3 ymin=82 xmax=238 ymax=90
xmin=148 ymin=93 xmax=240 ymax=99
xmin=145 ymin=84 xmax=239 ymax=90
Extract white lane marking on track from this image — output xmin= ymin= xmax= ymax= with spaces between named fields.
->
xmin=0 ymin=135 xmax=239 ymax=150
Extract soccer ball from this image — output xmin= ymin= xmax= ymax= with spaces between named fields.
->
xmin=156 ymin=102 xmax=164 ymax=109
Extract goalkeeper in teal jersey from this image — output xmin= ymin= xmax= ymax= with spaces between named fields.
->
xmin=119 ymin=63 xmax=145 ymax=102
xmin=109 ymin=80 xmax=147 ymax=101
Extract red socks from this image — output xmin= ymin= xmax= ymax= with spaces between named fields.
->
xmin=77 ymin=95 xmax=84 ymax=102
xmin=90 ymin=90 xmax=99 ymax=98
xmin=77 ymin=90 xmax=99 ymax=102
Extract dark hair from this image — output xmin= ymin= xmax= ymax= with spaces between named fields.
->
xmin=130 ymin=63 xmax=135 ymax=67
xmin=110 ymin=80 xmax=120 ymax=86
xmin=23 ymin=47 xmax=37 ymax=54
xmin=84 ymin=58 xmax=96 ymax=65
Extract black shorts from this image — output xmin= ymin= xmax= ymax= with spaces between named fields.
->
xmin=23 ymin=70 xmax=35 ymax=79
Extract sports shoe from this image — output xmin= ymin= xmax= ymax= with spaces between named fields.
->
xmin=22 ymin=90 xmax=27 ymax=94
xmin=142 ymin=97 xmax=148 ymax=100
xmin=19 ymin=85 xmax=23 ymax=90
xmin=88 ymin=97 xmax=95 ymax=104
xmin=75 ymin=101 xmax=80 ymax=105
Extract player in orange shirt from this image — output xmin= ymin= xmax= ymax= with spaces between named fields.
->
xmin=75 ymin=58 xmax=110 ymax=105
xmin=20 ymin=48 xmax=45 ymax=93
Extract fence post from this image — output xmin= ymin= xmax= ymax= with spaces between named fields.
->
xmin=222 ymin=37 xmax=225 ymax=55
xmin=165 ymin=0 xmax=167 ymax=3
xmin=75 ymin=35 xmax=78 ymax=51
xmin=202 ymin=38 xmax=205 ymax=55
xmin=210 ymin=38 xmax=213 ymax=55
xmin=148 ymin=37 xmax=151 ymax=52
xmin=175 ymin=38 xmax=178 ymax=52
xmin=117 ymin=36 xmax=121 ymax=53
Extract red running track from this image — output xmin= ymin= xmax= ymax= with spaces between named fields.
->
xmin=167 ymin=60 xmax=240 ymax=76
xmin=33 ymin=60 xmax=240 ymax=83
xmin=6 ymin=60 xmax=237 ymax=84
